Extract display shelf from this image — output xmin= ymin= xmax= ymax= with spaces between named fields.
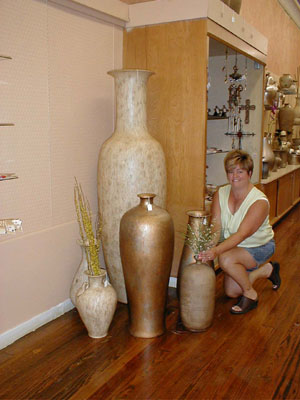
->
xmin=207 ymin=115 xmax=228 ymax=120
xmin=0 ymin=173 xmax=18 ymax=181
xmin=206 ymin=150 xmax=229 ymax=155
xmin=0 ymin=218 xmax=22 ymax=235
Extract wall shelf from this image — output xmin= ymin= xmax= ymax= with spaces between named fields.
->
xmin=207 ymin=115 xmax=228 ymax=120
xmin=0 ymin=123 xmax=14 ymax=127
xmin=0 ymin=55 xmax=12 ymax=60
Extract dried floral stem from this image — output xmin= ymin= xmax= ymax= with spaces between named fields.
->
xmin=184 ymin=221 xmax=220 ymax=257
xmin=74 ymin=178 xmax=101 ymax=275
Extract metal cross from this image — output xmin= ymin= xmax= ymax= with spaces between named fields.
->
xmin=240 ymin=99 xmax=256 ymax=124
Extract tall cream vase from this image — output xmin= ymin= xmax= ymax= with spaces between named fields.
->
xmin=98 ymin=69 xmax=167 ymax=303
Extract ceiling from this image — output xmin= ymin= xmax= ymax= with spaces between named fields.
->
xmin=278 ymin=0 xmax=300 ymax=29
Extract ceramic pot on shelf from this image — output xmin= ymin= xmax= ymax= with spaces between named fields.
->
xmin=294 ymin=95 xmax=300 ymax=126
xmin=279 ymin=74 xmax=295 ymax=90
xmin=176 ymin=210 xmax=211 ymax=299
xmin=119 ymin=193 xmax=174 ymax=338
xmin=262 ymin=136 xmax=275 ymax=174
xmin=98 ymin=69 xmax=167 ymax=303
xmin=76 ymin=269 xmax=117 ymax=339
xmin=279 ymin=104 xmax=294 ymax=132
xmin=179 ymin=258 xmax=216 ymax=332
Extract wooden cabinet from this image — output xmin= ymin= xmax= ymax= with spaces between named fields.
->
xmin=292 ymin=168 xmax=300 ymax=204
xmin=123 ymin=19 xmax=266 ymax=275
xmin=260 ymin=167 xmax=300 ymax=225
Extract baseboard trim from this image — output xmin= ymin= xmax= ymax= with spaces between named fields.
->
xmin=0 ymin=278 xmax=178 ymax=350
xmin=0 ymin=299 xmax=74 ymax=350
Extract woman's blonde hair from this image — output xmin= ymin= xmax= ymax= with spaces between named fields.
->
xmin=224 ymin=150 xmax=254 ymax=174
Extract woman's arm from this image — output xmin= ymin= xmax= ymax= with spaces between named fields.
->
xmin=198 ymin=199 xmax=269 ymax=261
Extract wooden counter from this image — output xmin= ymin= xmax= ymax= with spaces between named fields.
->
xmin=258 ymin=165 xmax=300 ymax=225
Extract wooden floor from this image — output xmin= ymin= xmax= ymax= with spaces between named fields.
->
xmin=1 ymin=204 xmax=300 ymax=400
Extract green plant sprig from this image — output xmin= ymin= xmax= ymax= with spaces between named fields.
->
xmin=74 ymin=178 xmax=102 ymax=275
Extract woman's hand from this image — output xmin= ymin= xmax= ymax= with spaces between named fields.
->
xmin=197 ymin=247 xmax=218 ymax=263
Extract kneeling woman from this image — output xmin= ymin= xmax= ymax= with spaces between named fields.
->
xmin=199 ymin=150 xmax=281 ymax=315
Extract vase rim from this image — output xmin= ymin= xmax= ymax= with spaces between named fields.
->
xmin=187 ymin=210 xmax=210 ymax=218
xmin=138 ymin=193 xmax=156 ymax=199
xmin=107 ymin=69 xmax=154 ymax=77
xmin=84 ymin=269 xmax=106 ymax=278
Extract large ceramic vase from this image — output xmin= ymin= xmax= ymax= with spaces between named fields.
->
xmin=294 ymin=96 xmax=300 ymax=126
xmin=119 ymin=193 xmax=174 ymax=338
xmin=262 ymin=136 xmax=275 ymax=176
xmin=279 ymin=103 xmax=294 ymax=132
xmin=76 ymin=269 xmax=117 ymax=338
xmin=177 ymin=210 xmax=211 ymax=299
xmin=180 ymin=258 xmax=216 ymax=332
xmin=98 ymin=69 xmax=167 ymax=304
xmin=70 ymin=241 xmax=89 ymax=306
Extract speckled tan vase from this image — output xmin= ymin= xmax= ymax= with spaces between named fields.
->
xmin=76 ymin=270 xmax=117 ymax=338
xmin=70 ymin=241 xmax=89 ymax=306
xmin=98 ymin=70 xmax=167 ymax=303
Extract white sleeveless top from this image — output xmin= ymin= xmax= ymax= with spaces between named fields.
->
xmin=218 ymin=185 xmax=274 ymax=248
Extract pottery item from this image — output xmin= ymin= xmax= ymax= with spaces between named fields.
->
xmin=70 ymin=241 xmax=89 ymax=306
xmin=76 ymin=270 xmax=117 ymax=338
xmin=279 ymin=104 xmax=294 ymax=132
xmin=288 ymin=153 xmax=300 ymax=165
xmin=119 ymin=193 xmax=174 ymax=338
xmin=294 ymin=96 xmax=300 ymax=125
xmin=262 ymin=136 xmax=275 ymax=173
xmin=98 ymin=69 xmax=167 ymax=303
xmin=177 ymin=210 xmax=211 ymax=299
xmin=180 ymin=258 xmax=216 ymax=332
xmin=262 ymin=161 xmax=269 ymax=179
xmin=292 ymin=138 xmax=300 ymax=147
xmin=279 ymin=74 xmax=296 ymax=90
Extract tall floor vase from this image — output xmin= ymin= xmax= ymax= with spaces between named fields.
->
xmin=120 ymin=193 xmax=174 ymax=338
xmin=98 ymin=70 xmax=167 ymax=303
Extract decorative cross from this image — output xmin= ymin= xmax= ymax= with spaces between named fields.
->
xmin=240 ymin=99 xmax=256 ymax=124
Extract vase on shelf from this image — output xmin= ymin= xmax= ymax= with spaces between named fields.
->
xmin=76 ymin=269 xmax=117 ymax=338
xmin=119 ymin=193 xmax=174 ymax=338
xmin=279 ymin=103 xmax=294 ymax=132
xmin=262 ymin=136 xmax=275 ymax=176
xmin=177 ymin=210 xmax=211 ymax=299
xmin=98 ymin=69 xmax=167 ymax=304
xmin=294 ymin=95 xmax=300 ymax=126
xmin=179 ymin=257 xmax=216 ymax=332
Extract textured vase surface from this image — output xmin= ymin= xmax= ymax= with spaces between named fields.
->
xmin=76 ymin=270 xmax=117 ymax=338
xmin=294 ymin=96 xmax=300 ymax=125
xmin=70 ymin=241 xmax=89 ymax=306
xmin=98 ymin=69 xmax=167 ymax=303
xmin=177 ymin=210 xmax=211 ymax=299
xmin=279 ymin=103 xmax=294 ymax=132
xmin=180 ymin=260 xmax=216 ymax=332
xmin=119 ymin=193 xmax=174 ymax=338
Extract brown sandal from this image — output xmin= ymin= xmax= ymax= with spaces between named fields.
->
xmin=230 ymin=295 xmax=258 ymax=315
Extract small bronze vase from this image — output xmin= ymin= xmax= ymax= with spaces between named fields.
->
xmin=120 ymin=193 xmax=174 ymax=338
xmin=177 ymin=210 xmax=211 ymax=299
xmin=180 ymin=258 xmax=216 ymax=332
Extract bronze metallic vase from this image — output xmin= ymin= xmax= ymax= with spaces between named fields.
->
xmin=120 ymin=193 xmax=174 ymax=338
xmin=180 ymin=259 xmax=216 ymax=332
xmin=177 ymin=210 xmax=211 ymax=299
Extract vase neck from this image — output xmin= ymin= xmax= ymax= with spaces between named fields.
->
xmin=138 ymin=193 xmax=156 ymax=208
xmin=87 ymin=271 xmax=106 ymax=288
xmin=187 ymin=210 xmax=210 ymax=229
xmin=108 ymin=70 xmax=153 ymax=135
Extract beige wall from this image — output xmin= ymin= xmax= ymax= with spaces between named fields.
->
xmin=240 ymin=0 xmax=300 ymax=76
xmin=0 ymin=0 xmax=123 ymax=339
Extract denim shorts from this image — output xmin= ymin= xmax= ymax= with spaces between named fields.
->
xmin=242 ymin=239 xmax=275 ymax=271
